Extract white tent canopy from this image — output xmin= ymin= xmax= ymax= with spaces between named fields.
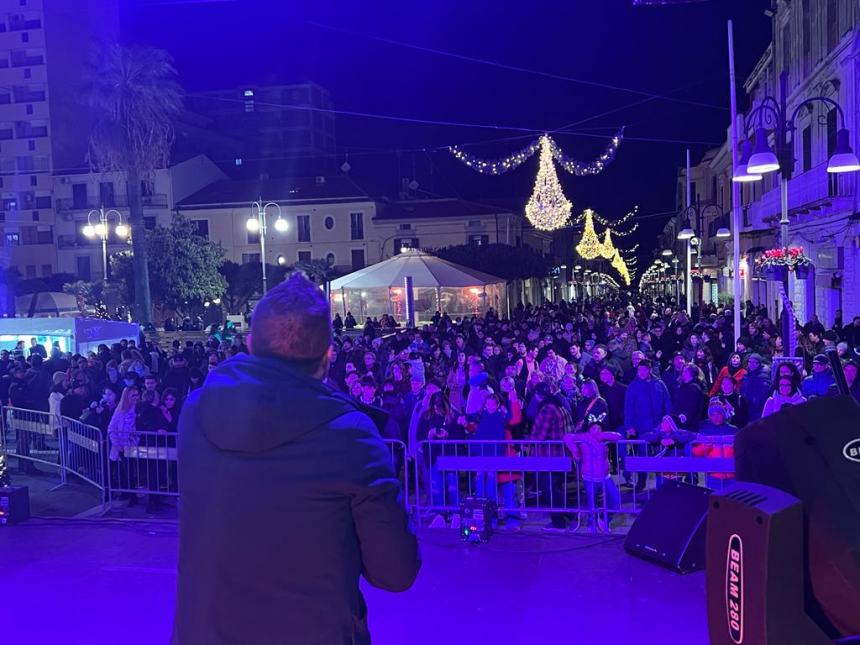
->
xmin=330 ymin=249 xmax=504 ymax=290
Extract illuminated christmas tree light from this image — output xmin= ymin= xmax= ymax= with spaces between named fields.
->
xmin=525 ymin=136 xmax=572 ymax=231
xmin=575 ymin=209 xmax=603 ymax=259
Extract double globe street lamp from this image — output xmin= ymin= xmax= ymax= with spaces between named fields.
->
xmin=82 ymin=207 xmax=128 ymax=280
xmin=246 ymin=200 xmax=288 ymax=294
xmin=731 ymin=71 xmax=860 ymax=355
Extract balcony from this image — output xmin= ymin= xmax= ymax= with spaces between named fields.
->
xmin=11 ymin=53 xmax=44 ymax=68
xmin=15 ymin=124 xmax=47 ymax=138
xmin=746 ymin=162 xmax=856 ymax=230
xmin=0 ymin=128 xmax=13 ymax=140
xmin=8 ymin=18 xmax=41 ymax=32
xmin=13 ymin=89 xmax=45 ymax=103
xmin=55 ymin=194 xmax=169 ymax=212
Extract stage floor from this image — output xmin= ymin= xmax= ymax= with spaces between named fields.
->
xmin=1 ymin=520 xmax=708 ymax=644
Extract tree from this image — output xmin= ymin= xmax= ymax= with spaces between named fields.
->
xmin=85 ymin=42 xmax=184 ymax=324
xmin=63 ymin=280 xmax=127 ymax=318
xmin=219 ymin=261 xmax=289 ymax=315
xmin=113 ymin=216 xmax=227 ymax=321
xmin=293 ymin=259 xmax=343 ymax=286
xmin=432 ymin=243 xmax=555 ymax=281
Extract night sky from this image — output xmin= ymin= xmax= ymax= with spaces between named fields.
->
xmin=120 ymin=0 xmax=772 ymax=272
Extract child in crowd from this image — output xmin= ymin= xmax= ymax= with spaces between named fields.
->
xmin=564 ymin=419 xmax=621 ymax=533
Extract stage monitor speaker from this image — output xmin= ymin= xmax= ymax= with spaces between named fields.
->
xmin=706 ymin=482 xmax=831 ymax=645
xmin=735 ymin=395 xmax=860 ymax=638
xmin=623 ymin=480 xmax=710 ymax=573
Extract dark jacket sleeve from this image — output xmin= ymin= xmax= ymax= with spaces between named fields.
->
xmin=335 ymin=411 xmax=421 ymax=592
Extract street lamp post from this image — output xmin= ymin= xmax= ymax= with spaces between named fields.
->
xmin=677 ymin=198 xmax=723 ymax=317
xmin=733 ymin=71 xmax=860 ymax=355
xmin=82 ymin=206 xmax=128 ymax=280
xmin=247 ymin=199 xmax=288 ymax=294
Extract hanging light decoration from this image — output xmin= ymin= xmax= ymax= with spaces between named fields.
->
xmin=599 ymin=228 xmax=616 ymax=259
xmin=575 ymin=209 xmax=603 ymax=259
xmin=524 ymin=135 xmax=572 ymax=231
xmin=611 ymin=250 xmax=632 ymax=286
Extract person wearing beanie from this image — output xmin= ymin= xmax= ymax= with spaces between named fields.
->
xmin=800 ymin=354 xmax=836 ymax=399
xmin=692 ymin=398 xmax=738 ymax=489
xmin=740 ymin=353 xmax=772 ymax=422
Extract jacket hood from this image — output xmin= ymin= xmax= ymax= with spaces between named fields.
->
xmin=186 ymin=353 xmax=358 ymax=453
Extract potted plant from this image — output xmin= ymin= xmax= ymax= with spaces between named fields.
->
xmin=755 ymin=246 xmax=812 ymax=281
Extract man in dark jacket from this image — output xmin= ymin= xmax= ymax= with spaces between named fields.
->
xmin=174 ymin=273 xmax=420 ymax=645
xmin=740 ymin=353 xmax=772 ymax=422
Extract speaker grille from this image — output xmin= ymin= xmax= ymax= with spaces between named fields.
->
xmin=724 ymin=489 xmax=767 ymax=507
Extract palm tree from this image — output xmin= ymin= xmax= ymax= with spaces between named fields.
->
xmin=85 ymin=42 xmax=184 ymax=324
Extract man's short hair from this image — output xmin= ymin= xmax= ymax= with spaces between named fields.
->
xmin=250 ymin=272 xmax=331 ymax=363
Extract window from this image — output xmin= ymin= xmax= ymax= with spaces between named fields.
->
xmin=398 ymin=223 xmax=411 ymax=231
xmin=826 ymin=108 xmax=837 ymax=158
xmin=23 ymin=68 xmax=30 ymax=79
xmin=349 ymin=212 xmax=364 ymax=240
xmin=21 ymin=224 xmax=51 ymax=244
xmin=25 ymin=264 xmax=34 ymax=278
xmin=325 ymin=252 xmax=336 ymax=266
xmin=247 ymin=229 xmax=260 ymax=244
xmin=21 ymin=32 xmax=28 ymax=43
xmin=40 ymin=263 xmax=51 ymax=277
xmin=76 ymin=256 xmax=91 ymax=281
xmin=802 ymin=0 xmax=811 ymax=71
xmin=25 ymin=104 xmax=32 ymax=115
xmin=191 ymin=219 xmax=209 ymax=239
xmin=5 ymin=232 xmax=19 ymax=246
xmin=72 ymin=183 xmax=87 ymax=208
xmin=241 ymin=252 xmax=260 ymax=264
xmin=27 ymin=140 xmax=34 ymax=151
xmin=31 ymin=211 xmax=37 ymax=221
xmin=394 ymin=238 xmax=419 ymax=253
xmin=297 ymin=215 xmax=311 ymax=242
xmin=29 ymin=175 xmax=35 ymax=186
xmin=99 ymin=182 xmax=115 ymax=207
xmin=144 ymin=216 xmax=157 ymax=230
xmin=324 ymin=216 xmax=334 ymax=230
xmin=351 ymin=249 xmax=365 ymax=271
xmin=297 ymin=250 xmax=311 ymax=263
xmin=826 ymin=0 xmax=838 ymax=50
xmin=469 ymin=234 xmax=489 ymax=247
xmin=802 ymin=125 xmax=812 ymax=172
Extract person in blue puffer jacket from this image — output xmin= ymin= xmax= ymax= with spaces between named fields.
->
xmin=800 ymin=354 xmax=836 ymax=399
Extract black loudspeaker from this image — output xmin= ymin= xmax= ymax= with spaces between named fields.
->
xmin=706 ymin=483 xmax=831 ymax=645
xmin=0 ymin=486 xmax=30 ymax=525
xmin=734 ymin=395 xmax=860 ymax=638
xmin=624 ymin=480 xmax=711 ymax=573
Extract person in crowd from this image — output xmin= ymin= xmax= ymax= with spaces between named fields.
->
xmin=642 ymin=414 xmax=696 ymax=488
xmin=762 ymin=375 xmax=807 ymax=417
xmin=623 ymin=358 xmax=671 ymax=492
xmin=108 ymin=385 xmax=141 ymax=505
xmin=740 ymin=353 xmax=772 ymax=422
xmin=358 ymin=375 xmax=381 ymax=408
xmin=692 ymin=398 xmax=739 ymax=489
xmin=420 ymin=391 xmax=463 ymax=528
xmin=573 ymin=378 xmax=608 ymax=432
xmin=81 ymin=385 xmax=119 ymax=433
xmin=529 ymin=382 xmax=573 ymax=532
xmin=800 ymin=354 xmax=836 ymax=399
xmin=60 ymin=379 xmax=93 ymax=421
xmin=709 ymin=352 xmax=746 ymax=396
xmin=446 ymin=351 xmax=468 ymax=414
xmin=662 ymin=352 xmax=687 ymax=407
xmin=832 ymin=360 xmax=860 ymax=402
xmin=693 ymin=346 xmax=718 ymax=392
xmin=598 ymin=366 xmax=626 ymax=435
xmin=714 ymin=375 xmax=749 ymax=429
xmin=673 ymin=364 xmax=707 ymax=431
xmin=564 ymin=419 xmax=621 ymax=533
xmin=174 ymin=272 xmax=418 ymax=644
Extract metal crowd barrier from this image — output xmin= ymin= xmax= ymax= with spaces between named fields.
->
xmin=413 ymin=437 xmax=737 ymax=532
xmin=108 ymin=430 xmax=178 ymax=502
xmin=382 ymin=439 xmax=410 ymax=511
xmin=1 ymin=406 xmax=107 ymax=507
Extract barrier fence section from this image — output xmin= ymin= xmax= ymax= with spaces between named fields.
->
xmin=383 ymin=439 xmax=410 ymax=512
xmin=413 ymin=437 xmax=736 ymax=531
xmin=108 ymin=430 xmax=179 ymax=501
xmin=2 ymin=406 xmax=107 ymax=507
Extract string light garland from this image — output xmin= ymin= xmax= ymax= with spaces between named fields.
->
xmin=448 ymin=129 xmax=624 ymax=176
xmin=549 ymin=128 xmax=624 ymax=176
xmin=575 ymin=209 xmax=603 ymax=259
xmin=524 ymin=136 xmax=572 ymax=231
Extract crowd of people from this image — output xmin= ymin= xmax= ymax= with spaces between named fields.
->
xmin=326 ymin=296 xmax=860 ymax=531
xmin=4 ymin=293 xmax=859 ymax=524
xmin=2 ymin=334 xmax=248 ymax=511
